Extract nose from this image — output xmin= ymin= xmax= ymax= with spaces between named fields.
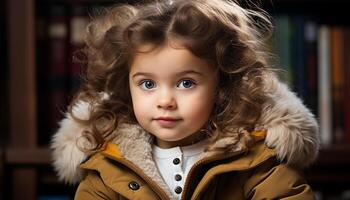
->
xmin=157 ymin=89 xmax=177 ymax=110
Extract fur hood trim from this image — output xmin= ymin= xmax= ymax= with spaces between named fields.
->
xmin=51 ymin=76 xmax=319 ymax=186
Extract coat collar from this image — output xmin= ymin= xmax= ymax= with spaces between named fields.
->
xmin=51 ymin=76 xmax=320 ymax=192
xmin=79 ymin=133 xmax=272 ymax=200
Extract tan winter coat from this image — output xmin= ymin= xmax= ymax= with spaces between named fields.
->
xmin=51 ymin=76 xmax=320 ymax=200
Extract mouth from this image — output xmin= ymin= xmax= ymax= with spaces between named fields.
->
xmin=155 ymin=117 xmax=181 ymax=121
xmin=153 ymin=117 xmax=182 ymax=127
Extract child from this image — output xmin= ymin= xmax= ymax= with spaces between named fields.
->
xmin=51 ymin=0 xmax=320 ymax=199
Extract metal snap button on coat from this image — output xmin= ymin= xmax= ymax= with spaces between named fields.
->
xmin=174 ymin=186 xmax=183 ymax=194
xmin=174 ymin=174 xmax=182 ymax=181
xmin=173 ymin=158 xmax=180 ymax=165
xmin=128 ymin=181 xmax=140 ymax=190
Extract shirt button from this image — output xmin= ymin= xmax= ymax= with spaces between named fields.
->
xmin=173 ymin=158 xmax=180 ymax=165
xmin=174 ymin=174 xmax=182 ymax=181
xmin=174 ymin=186 xmax=183 ymax=194
xmin=128 ymin=181 xmax=140 ymax=190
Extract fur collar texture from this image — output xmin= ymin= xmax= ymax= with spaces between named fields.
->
xmin=51 ymin=76 xmax=319 ymax=195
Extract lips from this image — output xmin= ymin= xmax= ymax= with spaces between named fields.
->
xmin=154 ymin=117 xmax=181 ymax=127
xmin=155 ymin=117 xmax=180 ymax=121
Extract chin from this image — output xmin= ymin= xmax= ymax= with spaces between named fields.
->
xmin=158 ymin=136 xmax=186 ymax=142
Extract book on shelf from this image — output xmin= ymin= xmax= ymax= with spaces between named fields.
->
xmin=271 ymin=15 xmax=294 ymax=87
xmin=343 ymin=28 xmax=350 ymax=144
xmin=68 ymin=5 xmax=89 ymax=95
xmin=304 ymin=20 xmax=318 ymax=117
xmin=330 ymin=26 xmax=345 ymax=143
xmin=36 ymin=0 xmax=89 ymax=145
xmin=36 ymin=4 xmax=70 ymax=145
xmin=318 ymin=25 xmax=332 ymax=146
xmin=35 ymin=2 xmax=91 ymax=146
xmin=290 ymin=15 xmax=307 ymax=101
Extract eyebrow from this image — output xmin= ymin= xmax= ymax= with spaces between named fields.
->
xmin=131 ymin=70 xmax=203 ymax=78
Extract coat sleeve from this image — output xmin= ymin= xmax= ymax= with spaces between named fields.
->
xmin=243 ymin=159 xmax=315 ymax=200
xmin=74 ymin=171 xmax=119 ymax=200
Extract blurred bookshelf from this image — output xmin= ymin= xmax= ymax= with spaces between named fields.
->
xmin=2 ymin=0 xmax=350 ymax=200
xmin=266 ymin=1 xmax=350 ymax=200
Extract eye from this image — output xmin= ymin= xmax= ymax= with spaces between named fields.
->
xmin=177 ymin=79 xmax=195 ymax=89
xmin=139 ymin=80 xmax=156 ymax=90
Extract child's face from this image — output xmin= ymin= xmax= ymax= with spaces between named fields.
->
xmin=129 ymin=42 xmax=217 ymax=148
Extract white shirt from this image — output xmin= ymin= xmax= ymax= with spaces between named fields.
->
xmin=152 ymin=139 xmax=210 ymax=199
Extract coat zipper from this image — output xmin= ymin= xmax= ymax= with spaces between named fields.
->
xmin=103 ymin=153 xmax=170 ymax=200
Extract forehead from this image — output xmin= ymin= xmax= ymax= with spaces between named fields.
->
xmin=129 ymin=42 xmax=214 ymax=75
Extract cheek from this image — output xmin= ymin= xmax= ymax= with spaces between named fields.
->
xmin=130 ymin=88 xmax=143 ymax=120
xmin=130 ymin=91 xmax=152 ymax=122
xmin=181 ymin=92 xmax=215 ymax=122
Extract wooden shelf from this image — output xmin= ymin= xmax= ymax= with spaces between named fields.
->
xmin=3 ymin=143 xmax=350 ymax=166
xmin=316 ymin=144 xmax=350 ymax=165
xmin=5 ymin=148 xmax=51 ymax=165
xmin=304 ymin=144 xmax=350 ymax=192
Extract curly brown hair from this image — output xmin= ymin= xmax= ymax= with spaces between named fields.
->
xmin=70 ymin=0 xmax=274 ymax=153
